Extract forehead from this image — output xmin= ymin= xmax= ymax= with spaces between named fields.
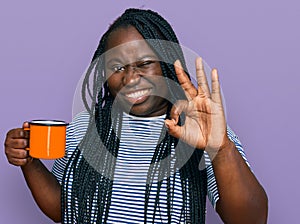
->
xmin=105 ymin=27 xmax=157 ymax=62
xmin=106 ymin=26 xmax=145 ymax=49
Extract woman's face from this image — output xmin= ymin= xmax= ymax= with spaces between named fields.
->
xmin=105 ymin=26 xmax=169 ymax=117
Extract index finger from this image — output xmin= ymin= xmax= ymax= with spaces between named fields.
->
xmin=174 ymin=60 xmax=197 ymax=100
xmin=6 ymin=127 xmax=29 ymax=139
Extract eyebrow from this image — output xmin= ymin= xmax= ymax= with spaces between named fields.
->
xmin=105 ymin=54 xmax=159 ymax=67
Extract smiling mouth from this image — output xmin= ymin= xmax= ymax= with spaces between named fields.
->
xmin=125 ymin=89 xmax=151 ymax=99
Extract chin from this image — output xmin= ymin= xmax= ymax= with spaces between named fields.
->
xmin=129 ymin=109 xmax=151 ymax=117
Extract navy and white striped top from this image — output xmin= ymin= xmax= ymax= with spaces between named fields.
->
xmin=52 ymin=111 xmax=249 ymax=223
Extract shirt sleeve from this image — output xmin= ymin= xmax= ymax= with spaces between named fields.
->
xmin=206 ymin=126 xmax=250 ymax=209
xmin=51 ymin=111 xmax=90 ymax=184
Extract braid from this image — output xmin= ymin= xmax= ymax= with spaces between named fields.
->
xmin=62 ymin=8 xmax=207 ymax=223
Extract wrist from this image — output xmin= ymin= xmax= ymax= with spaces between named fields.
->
xmin=206 ymin=137 xmax=235 ymax=162
xmin=21 ymin=158 xmax=40 ymax=171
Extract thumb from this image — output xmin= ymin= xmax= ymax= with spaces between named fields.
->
xmin=22 ymin=121 xmax=30 ymax=139
xmin=22 ymin=121 xmax=29 ymax=129
xmin=165 ymin=119 xmax=182 ymax=139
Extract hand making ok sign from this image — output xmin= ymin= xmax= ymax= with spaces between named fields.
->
xmin=165 ymin=57 xmax=232 ymax=158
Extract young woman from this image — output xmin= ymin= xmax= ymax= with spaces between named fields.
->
xmin=4 ymin=8 xmax=268 ymax=223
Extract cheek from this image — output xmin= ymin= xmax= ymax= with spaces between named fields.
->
xmin=159 ymin=83 xmax=170 ymax=99
xmin=153 ymin=73 xmax=169 ymax=97
xmin=107 ymin=76 xmax=120 ymax=97
xmin=107 ymin=77 xmax=118 ymax=97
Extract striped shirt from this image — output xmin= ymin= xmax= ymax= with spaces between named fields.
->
xmin=52 ymin=111 xmax=249 ymax=223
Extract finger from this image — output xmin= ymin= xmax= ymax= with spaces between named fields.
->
xmin=6 ymin=147 xmax=30 ymax=166
xmin=6 ymin=128 xmax=29 ymax=139
xmin=165 ymin=118 xmax=183 ymax=139
xmin=5 ymin=138 xmax=28 ymax=149
xmin=168 ymin=100 xmax=189 ymax=124
xmin=165 ymin=100 xmax=189 ymax=139
xmin=195 ymin=57 xmax=210 ymax=97
xmin=23 ymin=121 xmax=29 ymax=129
xmin=211 ymin=69 xmax=222 ymax=104
xmin=174 ymin=60 xmax=197 ymax=100
xmin=22 ymin=122 xmax=30 ymax=138
xmin=8 ymin=157 xmax=29 ymax=166
xmin=6 ymin=147 xmax=29 ymax=159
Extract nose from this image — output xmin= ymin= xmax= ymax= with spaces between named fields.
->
xmin=123 ymin=65 xmax=141 ymax=87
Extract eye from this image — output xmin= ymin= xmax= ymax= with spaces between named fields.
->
xmin=111 ymin=65 xmax=126 ymax=73
xmin=136 ymin=60 xmax=156 ymax=68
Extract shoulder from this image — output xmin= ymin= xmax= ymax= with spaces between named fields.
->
xmin=51 ymin=111 xmax=91 ymax=183
xmin=65 ymin=111 xmax=90 ymax=153
xmin=68 ymin=111 xmax=90 ymax=134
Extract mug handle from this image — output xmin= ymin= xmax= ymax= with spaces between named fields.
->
xmin=23 ymin=126 xmax=30 ymax=151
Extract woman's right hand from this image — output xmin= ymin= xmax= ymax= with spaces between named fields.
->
xmin=4 ymin=122 xmax=32 ymax=166
xmin=5 ymin=122 xmax=62 ymax=222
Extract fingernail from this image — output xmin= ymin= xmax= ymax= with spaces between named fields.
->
xmin=174 ymin=60 xmax=181 ymax=67
xmin=165 ymin=121 xmax=170 ymax=128
xmin=166 ymin=119 xmax=173 ymax=128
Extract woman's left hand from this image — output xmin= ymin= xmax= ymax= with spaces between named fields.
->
xmin=165 ymin=57 xmax=231 ymax=156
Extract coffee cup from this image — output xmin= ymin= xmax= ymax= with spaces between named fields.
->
xmin=24 ymin=120 xmax=68 ymax=159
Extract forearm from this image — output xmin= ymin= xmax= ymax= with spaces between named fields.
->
xmin=211 ymin=140 xmax=268 ymax=224
xmin=21 ymin=159 xmax=61 ymax=222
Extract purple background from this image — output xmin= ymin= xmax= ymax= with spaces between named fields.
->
xmin=0 ymin=0 xmax=299 ymax=223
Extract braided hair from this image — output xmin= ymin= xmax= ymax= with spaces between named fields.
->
xmin=62 ymin=8 xmax=207 ymax=223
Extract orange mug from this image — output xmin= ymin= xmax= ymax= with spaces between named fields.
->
xmin=25 ymin=120 xmax=68 ymax=159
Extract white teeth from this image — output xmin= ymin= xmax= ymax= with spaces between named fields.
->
xmin=126 ymin=89 xmax=150 ymax=99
